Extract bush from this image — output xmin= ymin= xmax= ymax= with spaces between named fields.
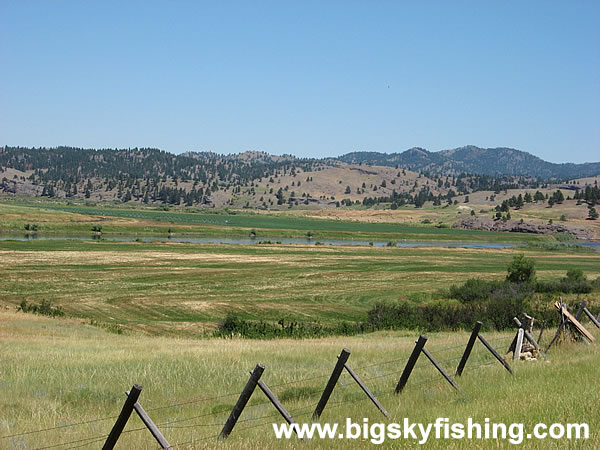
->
xmin=367 ymin=301 xmax=479 ymax=332
xmin=448 ymin=279 xmax=500 ymax=304
xmin=369 ymin=263 xmax=598 ymax=332
xmin=18 ymin=299 xmax=65 ymax=317
xmin=484 ymin=283 xmax=532 ymax=330
xmin=535 ymin=279 xmax=593 ymax=294
xmin=534 ymin=268 xmax=593 ymax=294
xmin=566 ymin=268 xmax=585 ymax=282
xmin=506 ymin=254 xmax=536 ymax=283
xmin=213 ymin=313 xmax=368 ymax=339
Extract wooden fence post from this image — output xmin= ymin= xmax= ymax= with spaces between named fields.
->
xmin=257 ymin=380 xmax=294 ymax=426
xmin=513 ymin=317 xmax=549 ymax=360
xmin=395 ymin=335 xmax=427 ymax=394
xmin=583 ymin=307 xmax=600 ymax=329
xmin=219 ymin=364 xmax=264 ymax=440
xmin=575 ymin=300 xmax=587 ymax=321
xmin=477 ymin=334 xmax=514 ymax=375
xmin=103 ymin=384 xmax=142 ymax=450
xmin=343 ymin=364 xmax=390 ymax=418
xmin=456 ymin=321 xmax=482 ymax=376
xmin=421 ymin=347 xmax=460 ymax=390
xmin=256 ymin=380 xmax=302 ymax=437
xmin=514 ymin=329 xmax=524 ymax=361
xmin=312 ymin=349 xmax=351 ymax=420
xmin=129 ymin=392 xmax=172 ymax=449
xmin=537 ymin=322 xmax=545 ymax=345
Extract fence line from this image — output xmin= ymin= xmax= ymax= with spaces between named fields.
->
xmin=6 ymin=319 xmax=584 ymax=448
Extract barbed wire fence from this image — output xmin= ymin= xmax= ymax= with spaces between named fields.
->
xmin=0 ymin=322 xmax=548 ymax=449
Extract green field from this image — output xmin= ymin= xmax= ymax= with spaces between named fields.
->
xmin=1 ymin=239 xmax=598 ymax=336
xmin=0 ymin=199 xmax=552 ymax=243
xmin=2 ymin=199 xmax=599 ymax=448
xmin=1 ymin=312 xmax=599 ymax=449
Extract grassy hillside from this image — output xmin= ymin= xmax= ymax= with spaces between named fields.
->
xmin=1 ymin=311 xmax=598 ymax=448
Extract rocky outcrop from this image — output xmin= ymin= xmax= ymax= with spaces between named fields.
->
xmin=453 ymin=216 xmax=594 ymax=240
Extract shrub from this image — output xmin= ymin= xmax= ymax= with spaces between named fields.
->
xmin=506 ymin=254 xmax=536 ymax=284
xmin=535 ymin=279 xmax=592 ymax=294
xmin=213 ymin=313 xmax=368 ymax=339
xmin=18 ymin=299 xmax=65 ymax=317
xmin=367 ymin=301 xmax=479 ymax=332
xmin=484 ymin=283 xmax=532 ymax=330
xmin=448 ymin=279 xmax=500 ymax=304
xmin=566 ymin=268 xmax=585 ymax=282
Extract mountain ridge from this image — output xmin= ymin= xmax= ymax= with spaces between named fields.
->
xmin=337 ymin=146 xmax=600 ymax=179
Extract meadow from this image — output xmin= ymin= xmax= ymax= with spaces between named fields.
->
xmin=1 ymin=238 xmax=599 ymax=336
xmin=1 ymin=199 xmax=599 ymax=448
xmin=0 ymin=199 xmax=549 ymax=243
xmin=1 ymin=311 xmax=599 ymax=449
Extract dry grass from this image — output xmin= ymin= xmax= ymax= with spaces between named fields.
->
xmin=1 ymin=311 xmax=599 ymax=449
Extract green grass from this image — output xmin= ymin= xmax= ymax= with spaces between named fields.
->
xmin=1 ymin=198 xmax=599 ymax=448
xmin=0 ymin=199 xmax=550 ymax=243
xmin=1 ymin=311 xmax=599 ymax=449
xmin=1 ymin=239 xmax=598 ymax=336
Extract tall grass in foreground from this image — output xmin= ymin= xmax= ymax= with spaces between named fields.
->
xmin=1 ymin=311 xmax=599 ymax=448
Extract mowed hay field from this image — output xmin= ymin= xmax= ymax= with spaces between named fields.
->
xmin=1 ymin=312 xmax=600 ymax=449
xmin=1 ymin=240 xmax=599 ymax=335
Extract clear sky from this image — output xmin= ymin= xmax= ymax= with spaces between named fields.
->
xmin=1 ymin=1 xmax=599 ymax=163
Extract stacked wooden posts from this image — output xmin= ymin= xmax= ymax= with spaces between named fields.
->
xmin=546 ymin=300 xmax=597 ymax=351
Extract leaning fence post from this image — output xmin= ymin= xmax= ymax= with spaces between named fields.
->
xmin=313 ymin=349 xmax=351 ymax=420
xmin=575 ymin=300 xmax=587 ymax=321
xmin=103 ymin=384 xmax=142 ymax=450
xmin=420 ymin=347 xmax=460 ymax=390
xmin=343 ymin=363 xmax=390 ymax=418
xmin=219 ymin=364 xmax=264 ymax=440
xmin=537 ymin=322 xmax=545 ymax=345
xmin=128 ymin=392 xmax=172 ymax=449
xmin=395 ymin=335 xmax=427 ymax=394
xmin=257 ymin=380 xmax=296 ymax=428
xmin=514 ymin=328 xmax=524 ymax=361
xmin=456 ymin=321 xmax=482 ymax=376
xmin=477 ymin=334 xmax=513 ymax=375
xmin=583 ymin=307 xmax=600 ymax=329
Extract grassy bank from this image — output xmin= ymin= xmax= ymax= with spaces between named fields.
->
xmin=1 ymin=311 xmax=598 ymax=449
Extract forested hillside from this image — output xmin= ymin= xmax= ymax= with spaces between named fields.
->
xmin=1 ymin=146 xmax=598 ymax=209
xmin=339 ymin=146 xmax=600 ymax=179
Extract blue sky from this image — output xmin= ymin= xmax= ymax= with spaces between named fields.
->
xmin=1 ymin=1 xmax=598 ymax=163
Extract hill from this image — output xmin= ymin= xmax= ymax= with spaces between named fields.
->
xmin=338 ymin=146 xmax=600 ymax=179
xmin=0 ymin=146 xmax=598 ymax=215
